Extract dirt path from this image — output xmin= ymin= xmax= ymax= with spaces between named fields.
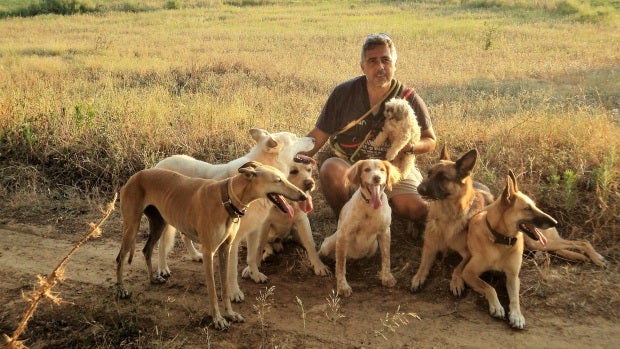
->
xmin=0 ymin=220 xmax=617 ymax=348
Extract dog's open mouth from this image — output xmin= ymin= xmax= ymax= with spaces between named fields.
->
xmin=297 ymin=192 xmax=313 ymax=214
xmin=365 ymin=184 xmax=383 ymax=209
xmin=519 ymin=223 xmax=548 ymax=247
xmin=268 ymin=193 xmax=295 ymax=218
xmin=294 ymin=154 xmax=316 ymax=165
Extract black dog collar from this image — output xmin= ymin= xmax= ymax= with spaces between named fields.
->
xmin=486 ymin=217 xmax=517 ymax=247
xmin=221 ymin=179 xmax=246 ymax=220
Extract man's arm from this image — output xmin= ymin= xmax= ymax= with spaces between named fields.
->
xmin=400 ymin=127 xmax=436 ymax=155
xmin=302 ymin=127 xmax=330 ymax=158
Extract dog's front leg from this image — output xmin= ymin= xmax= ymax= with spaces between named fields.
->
xmin=449 ymin=249 xmax=471 ymax=296
xmin=462 ymin=261 xmax=505 ymax=320
xmin=294 ymin=217 xmax=331 ymax=277
xmin=372 ymin=131 xmax=389 ymax=148
xmin=506 ymin=271 xmax=524 ymax=329
xmin=378 ymin=228 xmax=396 ymax=288
xmin=202 ymin=249 xmax=229 ymax=330
xmin=411 ymin=226 xmax=441 ymax=292
xmin=219 ymin=241 xmax=245 ymax=324
xmin=228 ymin=234 xmax=245 ymax=302
xmin=335 ymin=230 xmax=352 ymax=297
xmin=156 ymin=225 xmax=178 ymax=278
xmin=241 ymin=227 xmax=269 ymax=283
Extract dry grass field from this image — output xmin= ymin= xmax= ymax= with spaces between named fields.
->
xmin=0 ymin=1 xmax=619 ymax=348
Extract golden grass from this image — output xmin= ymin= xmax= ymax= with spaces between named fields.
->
xmin=0 ymin=2 xmax=618 ymax=238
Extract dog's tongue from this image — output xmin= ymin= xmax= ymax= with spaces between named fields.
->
xmin=370 ymin=185 xmax=382 ymax=209
xmin=534 ymin=227 xmax=548 ymax=247
xmin=272 ymin=193 xmax=295 ymax=219
xmin=297 ymin=193 xmax=313 ymax=213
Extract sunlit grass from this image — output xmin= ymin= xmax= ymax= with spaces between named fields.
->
xmin=0 ymin=1 xmax=618 ymax=242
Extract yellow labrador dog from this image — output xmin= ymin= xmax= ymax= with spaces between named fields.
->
xmin=462 ymin=170 xmax=554 ymax=329
xmin=115 ymin=162 xmax=307 ymax=330
xmin=155 ymin=129 xmax=315 ymax=302
xmin=319 ymin=159 xmax=401 ymax=297
xmin=244 ymin=156 xmax=331 ymax=280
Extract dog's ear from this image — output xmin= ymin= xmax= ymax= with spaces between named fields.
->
xmin=383 ymin=160 xmax=401 ymax=191
xmin=238 ymin=166 xmax=258 ymax=178
xmin=455 ymin=149 xmax=478 ymax=179
xmin=508 ymin=169 xmax=519 ymax=192
xmin=501 ymin=171 xmax=518 ymax=205
xmin=345 ymin=161 xmax=362 ymax=188
xmin=249 ymin=128 xmax=269 ymax=143
xmin=238 ymin=161 xmax=261 ymax=173
xmin=439 ymin=143 xmax=450 ymax=161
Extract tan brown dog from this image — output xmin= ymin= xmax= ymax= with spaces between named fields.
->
xmin=319 ymin=159 xmax=401 ymax=297
xmin=115 ymin=162 xmax=307 ymax=330
xmin=410 ymin=146 xmax=492 ymax=295
xmin=462 ymin=170 xmax=554 ymax=329
xmin=411 ymin=146 xmax=606 ymax=296
xmin=155 ymin=129 xmax=316 ymax=303
xmin=244 ymin=157 xmax=331 ymax=280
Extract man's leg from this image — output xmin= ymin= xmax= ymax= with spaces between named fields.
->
xmin=319 ymin=157 xmax=351 ymax=217
xmin=388 ymin=180 xmax=429 ymax=240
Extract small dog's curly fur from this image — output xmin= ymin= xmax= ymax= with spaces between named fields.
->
xmin=372 ymin=98 xmax=421 ymax=178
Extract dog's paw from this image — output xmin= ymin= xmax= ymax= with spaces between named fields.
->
xmin=592 ymin=253 xmax=608 ymax=268
xmin=116 ymin=285 xmax=131 ymax=299
xmin=450 ymin=277 xmax=465 ymax=296
xmin=337 ymin=281 xmax=352 ymax=298
xmin=230 ymin=288 xmax=245 ymax=303
xmin=150 ymin=273 xmax=167 ymax=284
xmin=509 ymin=311 xmax=525 ymax=329
xmin=410 ymin=274 xmax=426 ymax=292
xmin=313 ymin=262 xmax=332 ymax=277
xmin=211 ymin=315 xmax=231 ymax=331
xmin=156 ymin=267 xmax=171 ymax=279
xmin=381 ymin=272 xmax=397 ymax=288
xmin=225 ymin=311 xmax=245 ymax=324
xmin=489 ymin=302 xmax=506 ymax=319
xmin=241 ymin=267 xmax=268 ymax=283
xmin=261 ymin=244 xmax=275 ymax=261
xmin=188 ymin=251 xmax=203 ymax=262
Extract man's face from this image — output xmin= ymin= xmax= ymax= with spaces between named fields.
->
xmin=361 ymin=44 xmax=395 ymax=89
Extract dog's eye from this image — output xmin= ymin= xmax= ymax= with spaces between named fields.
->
xmin=290 ymin=169 xmax=299 ymax=175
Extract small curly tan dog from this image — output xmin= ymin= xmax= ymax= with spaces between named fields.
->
xmin=318 ymin=159 xmax=401 ymax=297
xmin=372 ymin=97 xmax=421 ymax=178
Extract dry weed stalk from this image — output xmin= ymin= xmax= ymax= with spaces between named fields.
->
xmin=2 ymin=193 xmax=117 ymax=349
xmin=324 ymin=289 xmax=345 ymax=322
xmin=373 ymin=306 xmax=420 ymax=341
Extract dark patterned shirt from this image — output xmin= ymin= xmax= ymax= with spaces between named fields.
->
xmin=315 ymin=76 xmax=432 ymax=160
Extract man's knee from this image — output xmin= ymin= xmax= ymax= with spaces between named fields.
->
xmin=390 ymin=194 xmax=428 ymax=222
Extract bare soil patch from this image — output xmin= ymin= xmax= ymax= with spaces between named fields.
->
xmin=0 ymin=190 xmax=618 ymax=349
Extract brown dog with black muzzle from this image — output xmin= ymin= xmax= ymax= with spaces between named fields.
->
xmin=461 ymin=170 xmax=554 ymax=329
xmin=115 ymin=161 xmax=307 ymax=330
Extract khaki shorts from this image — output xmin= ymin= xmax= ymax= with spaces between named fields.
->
xmin=317 ymin=147 xmax=421 ymax=200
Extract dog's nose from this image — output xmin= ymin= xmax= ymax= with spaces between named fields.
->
xmin=373 ymin=175 xmax=382 ymax=184
xmin=304 ymin=179 xmax=315 ymax=191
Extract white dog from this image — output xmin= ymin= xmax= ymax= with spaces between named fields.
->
xmin=243 ymin=157 xmax=331 ymax=280
xmin=154 ymin=128 xmax=315 ymax=302
xmin=318 ymin=159 xmax=401 ymax=297
xmin=372 ymin=97 xmax=421 ymax=179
